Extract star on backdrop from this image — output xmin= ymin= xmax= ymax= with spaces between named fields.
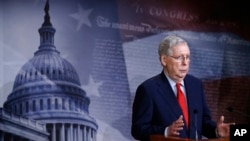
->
xmin=70 ymin=4 xmax=93 ymax=30
xmin=81 ymin=75 xmax=103 ymax=97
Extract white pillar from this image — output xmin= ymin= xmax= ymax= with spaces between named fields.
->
xmin=67 ymin=124 xmax=70 ymax=141
xmin=60 ymin=123 xmax=65 ymax=141
xmin=93 ymin=130 xmax=96 ymax=141
xmin=83 ymin=126 xmax=87 ymax=141
xmin=87 ymin=128 xmax=91 ymax=141
xmin=70 ymin=124 xmax=73 ymax=141
xmin=52 ymin=124 xmax=56 ymax=141
xmin=77 ymin=125 xmax=82 ymax=141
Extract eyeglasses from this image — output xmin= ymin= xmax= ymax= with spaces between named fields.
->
xmin=168 ymin=55 xmax=190 ymax=62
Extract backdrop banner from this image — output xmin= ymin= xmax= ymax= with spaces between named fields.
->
xmin=0 ymin=0 xmax=250 ymax=141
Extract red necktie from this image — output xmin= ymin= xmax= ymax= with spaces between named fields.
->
xmin=176 ymin=83 xmax=189 ymax=127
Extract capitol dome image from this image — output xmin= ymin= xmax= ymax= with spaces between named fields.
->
xmin=0 ymin=0 xmax=98 ymax=141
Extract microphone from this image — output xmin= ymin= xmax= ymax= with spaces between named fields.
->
xmin=227 ymin=106 xmax=250 ymax=118
xmin=193 ymin=109 xmax=198 ymax=141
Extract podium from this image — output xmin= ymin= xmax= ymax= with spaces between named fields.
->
xmin=150 ymin=135 xmax=229 ymax=141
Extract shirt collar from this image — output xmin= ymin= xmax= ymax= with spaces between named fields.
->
xmin=163 ymin=72 xmax=184 ymax=87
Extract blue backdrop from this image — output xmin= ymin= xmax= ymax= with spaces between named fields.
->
xmin=1 ymin=0 xmax=250 ymax=140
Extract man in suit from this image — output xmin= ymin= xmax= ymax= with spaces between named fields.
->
xmin=131 ymin=35 xmax=235 ymax=141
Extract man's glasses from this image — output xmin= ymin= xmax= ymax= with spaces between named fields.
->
xmin=168 ymin=55 xmax=190 ymax=62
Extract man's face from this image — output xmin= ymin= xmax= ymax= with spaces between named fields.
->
xmin=161 ymin=43 xmax=190 ymax=82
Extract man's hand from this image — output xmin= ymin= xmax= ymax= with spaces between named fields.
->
xmin=167 ymin=115 xmax=185 ymax=137
xmin=216 ymin=115 xmax=235 ymax=137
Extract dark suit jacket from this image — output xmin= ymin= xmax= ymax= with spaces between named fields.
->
xmin=131 ymin=71 xmax=217 ymax=141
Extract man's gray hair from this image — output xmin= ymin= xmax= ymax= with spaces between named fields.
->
xmin=158 ymin=35 xmax=187 ymax=56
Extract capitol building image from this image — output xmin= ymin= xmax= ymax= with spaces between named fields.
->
xmin=0 ymin=1 xmax=98 ymax=141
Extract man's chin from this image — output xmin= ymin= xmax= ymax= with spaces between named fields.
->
xmin=177 ymin=74 xmax=186 ymax=78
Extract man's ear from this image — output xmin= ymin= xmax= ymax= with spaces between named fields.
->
xmin=160 ymin=55 xmax=167 ymax=66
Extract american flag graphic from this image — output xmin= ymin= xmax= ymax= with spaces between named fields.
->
xmin=1 ymin=0 xmax=250 ymax=140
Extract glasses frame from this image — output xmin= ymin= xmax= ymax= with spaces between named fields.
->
xmin=168 ymin=55 xmax=190 ymax=62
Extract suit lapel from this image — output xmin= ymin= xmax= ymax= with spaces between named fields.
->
xmin=184 ymin=76 xmax=198 ymax=118
xmin=156 ymin=71 xmax=183 ymax=119
xmin=184 ymin=76 xmax=199 ymax=137
xmin=157 ymin=72 xmax=191 ymax=137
